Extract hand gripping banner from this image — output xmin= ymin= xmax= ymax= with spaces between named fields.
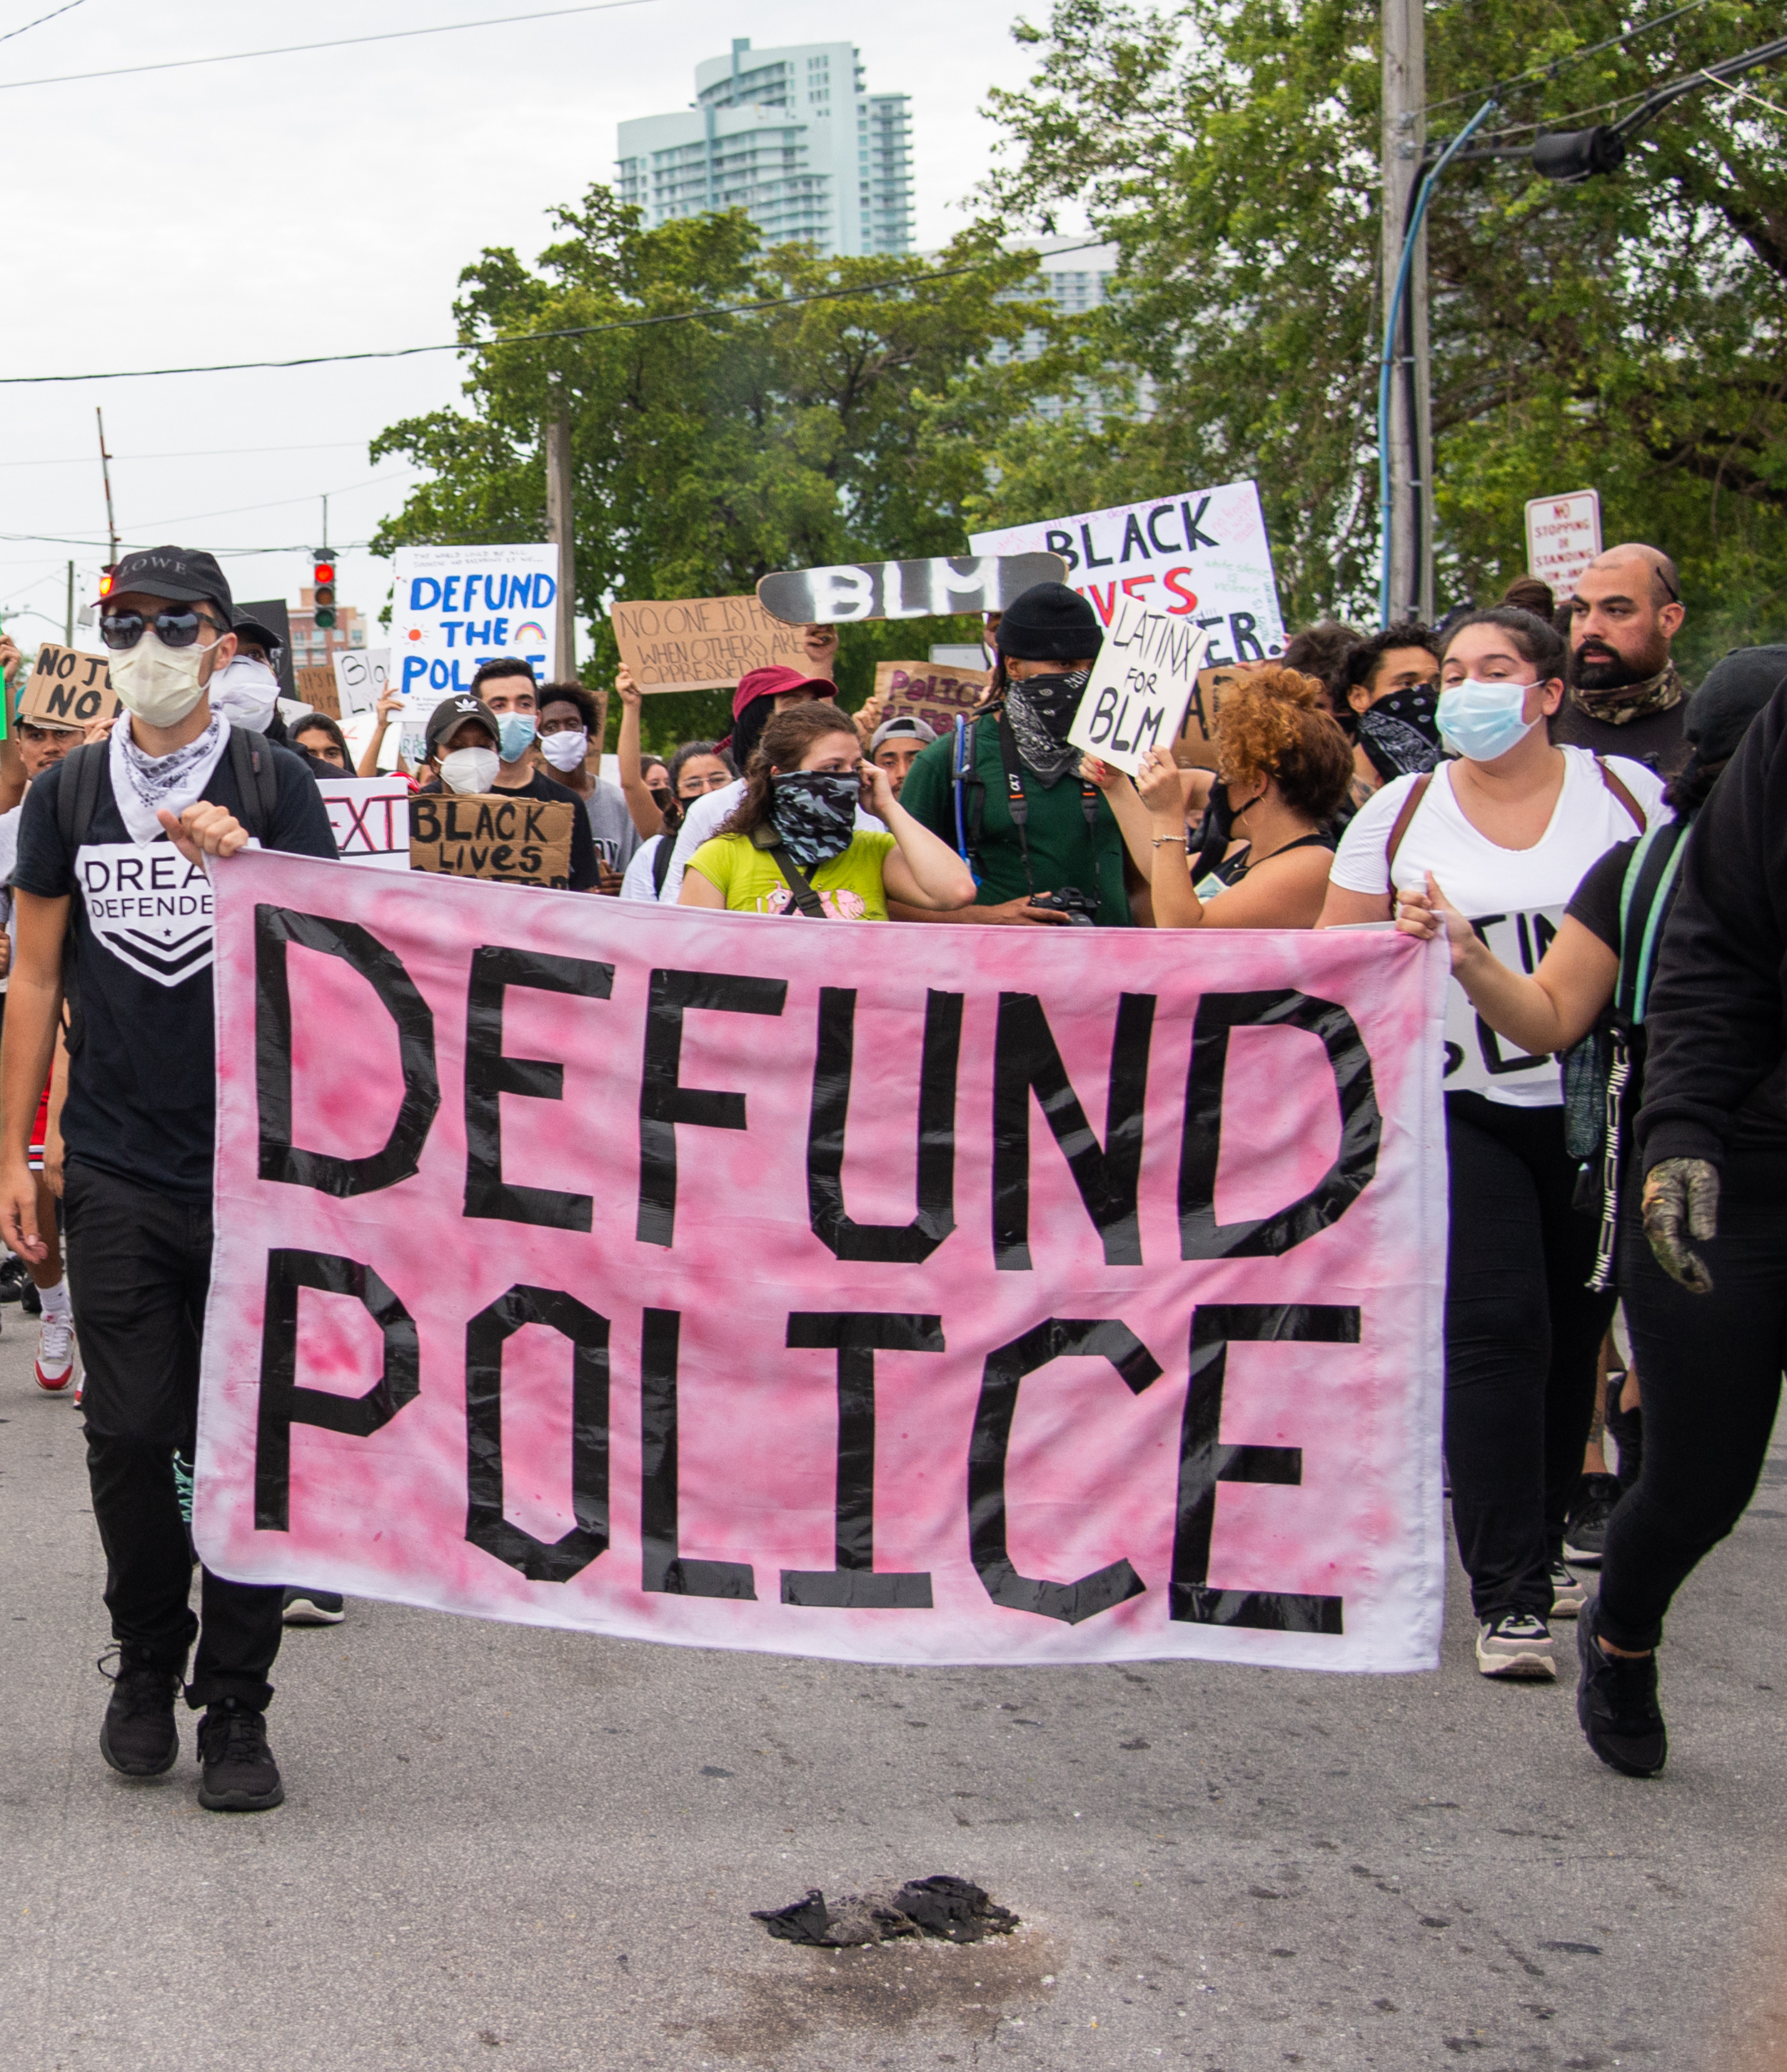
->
xmin=197 ymin=853 xmax=1449 ymax=1671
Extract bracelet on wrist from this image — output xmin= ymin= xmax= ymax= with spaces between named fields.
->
xmin=1151 ymin=835 xmax=1188 ymax=847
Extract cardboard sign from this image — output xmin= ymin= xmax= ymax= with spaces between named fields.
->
xmin=198 ymin=850 xmax=1450 ymax=1672
xmin=757 ymin=554 xmax=1067 ymax=626
xmin=972 ymin=481 xmax=1286 ymax=669
xmin=293 ymin=665 xmax=339 ymax=718
xmin=21 ymin=643 xmax=116 ymax=729
xmin=316 ymin=776 xmax=411 ymax=872
xmin=1169 ymin=665 xmax=1250 ymax=770
xmin=1523 ymin=490 xmax=1601 ymax=598
xmin=408 ymin=791 xmax=574 ymax=888
xmin=332 ymin=648 xmax=390 ymax=719
xmin=611 ymin=595 xmax=811 ymax=693
xmin=1442 ymin=907 xmax=1566 ymax=1100
xmin=1067 ymin=598 xmax=1210 ymax=778
xmin=392 ymin=543 xmax=558 ymax=700
xmin=872 ymin=661 xmax=990 ymax=736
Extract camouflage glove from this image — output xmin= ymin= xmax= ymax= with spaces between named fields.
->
xmin=1642 ymin=1157 xmax=1720 ymax=1294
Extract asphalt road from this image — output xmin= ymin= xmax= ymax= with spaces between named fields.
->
xmin=3 ymin=1314 xmax=1783 ymax=2072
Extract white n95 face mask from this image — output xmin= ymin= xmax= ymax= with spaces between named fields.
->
xmin=111 ymin=628 xmax=216 ymax=730
xmin=539 ymin=727 xmax=588 ymax=773
xmin=207 ymin=656 xmax=280 ymax=733
xmin=441 ymin=746 xmax=500 ymax=795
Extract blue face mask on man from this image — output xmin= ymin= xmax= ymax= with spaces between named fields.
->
xmin=1436 ymin=677 xmax=1539 ymax=763
xmin=496 ymin=711 xmax=538 ymax=763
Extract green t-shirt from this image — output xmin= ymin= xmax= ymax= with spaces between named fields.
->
xmin=687 ymin=829 xmax=898 ymax=919
xmin=897 ymin=719 xmax=1132 ymax=925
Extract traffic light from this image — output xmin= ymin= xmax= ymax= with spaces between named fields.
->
xmin=312 ymin=550 xmax=337 ymax=630
xmin=97 ymin=565 xmax=116 ymax=600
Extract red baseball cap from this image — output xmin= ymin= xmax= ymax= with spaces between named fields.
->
xmin=733 ymin=665 xmax=833 ymax=719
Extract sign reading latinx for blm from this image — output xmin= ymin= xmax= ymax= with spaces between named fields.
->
xmin=197 ymin=852 xmax=1449 ymax=1674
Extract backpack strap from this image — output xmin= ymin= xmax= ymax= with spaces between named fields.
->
xmin=1614 ymin=818 xmax=1691 ymax=1025
xmin=1383 ymin=773 xmax=1434 ymax=880
xmin=750 ymin=825 xmax=828 ymax=918
xmin=56 ymin=740 xmax=108 ymax=855
xmin=1595 ymin=757 xmax=1646 ymax=834
xmin=650 ymin=833 xmax=675 ymax=897
xmin=226 ymin=726 xmax=279 ymax=840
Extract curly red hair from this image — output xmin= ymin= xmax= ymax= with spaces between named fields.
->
xmin=1213 ymin=665 xmax=1354 ymax=820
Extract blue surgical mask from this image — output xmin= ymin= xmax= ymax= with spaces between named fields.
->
xmin=1437 ymin=677 xmax=1539 ymax=763
xmin=496 ymin=712 xmax=537 ymax=762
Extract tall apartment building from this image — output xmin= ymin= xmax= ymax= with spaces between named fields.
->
xmin=617 ymin=39 xmax=913 ymax=258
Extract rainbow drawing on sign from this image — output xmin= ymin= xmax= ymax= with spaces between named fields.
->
xmin=513 ymin=620 xmax=548 ymax=645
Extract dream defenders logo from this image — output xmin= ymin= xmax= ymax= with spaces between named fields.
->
xmin=78 ymin=843 xmax=215 ymax=987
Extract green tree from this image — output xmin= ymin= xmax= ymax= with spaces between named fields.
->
xmin=371 ymin=192 xmax=1070 ymax=745
xmin=975 ymin=0 xmax=1787 ymax=668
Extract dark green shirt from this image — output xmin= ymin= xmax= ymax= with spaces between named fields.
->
xmin=897 ymin=718 xmax=1132 ymax=925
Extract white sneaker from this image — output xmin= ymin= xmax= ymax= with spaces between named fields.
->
xmin=1549 ymin=1560 xmax=1586 ymax=1619
xmin=34 ymin=1314 xmax=74 ymax=1394
xmin=1476 ymin=1612 xmax=1556 ymax=1679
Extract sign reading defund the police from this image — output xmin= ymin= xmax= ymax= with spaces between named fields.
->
xmin=971 ymin=480 xmax=1287 ymax=668
xmin=197 ymin=851 xmax=1451 ymax=1674
xmin=391 ymin=544 xmax=559 ymax=702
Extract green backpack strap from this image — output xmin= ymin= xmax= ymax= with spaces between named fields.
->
xmin=1614 ymin=818 xmax=1691 ymax=1025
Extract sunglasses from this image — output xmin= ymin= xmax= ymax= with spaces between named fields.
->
xmin=99 ymin=608 xmax=225 ymax=652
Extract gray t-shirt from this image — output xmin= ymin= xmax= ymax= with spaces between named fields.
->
xmin=582 ymin=778 xmax=643 ymax=875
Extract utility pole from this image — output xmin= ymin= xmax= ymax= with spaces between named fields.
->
xmin=95 ymin=408 xmax=119 ymax=570
xmin=544 ymin=406 xmax=578 ymax=684
xmin=1379 ymin=0 xmax=1431 ymax=625
xmin=64 ymin=560 xmax=74 ymax=645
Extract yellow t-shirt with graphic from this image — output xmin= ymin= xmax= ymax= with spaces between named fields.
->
xmin=687 ymin=830 xmax=898 ymax=919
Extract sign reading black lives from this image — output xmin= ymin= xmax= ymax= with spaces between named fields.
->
xmin=408 ymin=792 xmax=575 ymax=888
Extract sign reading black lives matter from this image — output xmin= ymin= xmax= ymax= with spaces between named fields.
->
xmin=22 ymin=643 xmax=118 ymax=729
xmin=409 ymin=792 xmax=575 ymax=888
xmin=757 ymin=555 xmax=1068 ymax=626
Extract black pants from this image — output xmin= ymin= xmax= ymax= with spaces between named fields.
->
xmin=65 ymin=1160 xmax=282 ymax=1710
xmin=1444 ymin=1094 xmax=1617 ymax=1619
xmin=1599 ymin=1140 xmax=1787 ymax=1651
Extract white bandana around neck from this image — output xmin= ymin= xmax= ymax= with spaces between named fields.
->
xmin=108 ymin=709 xmax=228 ymax=845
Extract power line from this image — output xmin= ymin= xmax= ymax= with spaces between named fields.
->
xmin=0 ymin=438 xmax=371 ymax=469
xmin=0 ymin=0 xmax=85 ymax=47
xmin=0 ymin=242 xmax=1105 ymax=386
xmin=1422 ymin=0 xmax=1715 ymax=116
xmin=0 ymin=0 xmax=655 ymax=91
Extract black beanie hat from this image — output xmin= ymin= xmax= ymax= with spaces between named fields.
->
xmin=1686 ymin=645 xmax=1787 ymax=765
xmin=995 ymin=580 xmax=1104 ymax=663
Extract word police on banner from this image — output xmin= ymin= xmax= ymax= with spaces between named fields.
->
xmin=872 ymin=661 xmax=990 ymax=735
xmin=612 ymin=595 xmax=810 ymax=693
xmin=1523 ymin=490 xmax=1601 ymax=597
xmin=757 ymin=554 xmax=1066 ymax=626
xmin=972 ymin=480 xmax=1286 ymax=668
xmin=392 ymin=543 xmax=558 ymax=698
xmin=23 ymin=643 xmax=116 ymax=729
xmin=408 ymin=791 xmax=574 ymax=887
xmin=1067 ymin=598 xmax=1211 ymax=778
xmin=196 ymin=853 xmax=1449 ymax=1674
xmin=316 ymin=777 xmax=411 ymax=872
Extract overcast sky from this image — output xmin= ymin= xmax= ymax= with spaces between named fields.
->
xmin=0 ymin=0 xmax=1051 ymax=653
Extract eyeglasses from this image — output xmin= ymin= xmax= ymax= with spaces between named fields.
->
xmin=99 ymin=608 xmax=225 ymax=652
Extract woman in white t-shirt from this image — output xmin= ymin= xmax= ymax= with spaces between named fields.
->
xmin=1321 ymin=605 xmax=1666 ymax=1686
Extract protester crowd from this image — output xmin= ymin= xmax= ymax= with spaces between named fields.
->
xmin=0 ymin=525 xmax=1778 ymax=1814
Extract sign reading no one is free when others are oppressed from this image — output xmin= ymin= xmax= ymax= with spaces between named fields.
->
xmin=391 ymin=543 xmax=559 ymax=701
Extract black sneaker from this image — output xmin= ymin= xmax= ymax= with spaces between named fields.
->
xmin=1606 ymin=1380 xmax=1644 ymax=1493
xmin=21 ymin=1277 xmax=42 ymax=1318
xmin=281 ymin=1589 xmax=345 ymax=1626
xmin=99 ymin=1656 xmax=180 ymax=1777
xmin=1563 ymin=1472 xmax=1622 ymax=1566
xmin=196 ymin=1699 xmax=285 ymax=1812
xmin=1577 ymin=1598 xmax=1666 ymax=1777
xmin=0 ymin=1253 xmax=30 ymax=1304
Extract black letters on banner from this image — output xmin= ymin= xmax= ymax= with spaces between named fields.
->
xmin=638 ymin=970 xmax=787 ymax=1247
xmin=254 ymin=1248 xmax=420 ymax=1530
xmin=992 ymin=992 xmax=1156 ymax=1269
xmin=638 ymin=1308 xmax=757 ymax=1598
xmin=464 ymin=1284 xmax=610 ymax=1583
xmin=256 ymin=902 xmax=441 ymax=1196
xmin=1170 ymin=1304 xmax=1356 ymax=1633
xmin=969 ymin=1318 xmax=1162 ymax=1624
xmin=463 ymin=946 xmax=615 ymax=1230
xmin=780 ymin=1313 xmax=942 ymax=1608
xmin=807 ymin=987 xmax=962 ymax=1263
xmin=1178 ymin=990 xmax=1380 ymax=1259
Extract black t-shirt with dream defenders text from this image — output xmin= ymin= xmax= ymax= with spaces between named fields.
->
xmin=13 ymin=742 xmax=338 ymax=1202
xmin=416 ymin=769 xmax=600 ymax=890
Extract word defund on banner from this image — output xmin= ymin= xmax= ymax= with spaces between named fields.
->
xmin=198 ymin=854 xmax=1448 ymax=1673
xmin=972 ymin=480 xmax=1287 ymax=669
xmin=611 ymin=595 xmax=810 ymax=694
xmin=1067 ymin=597 xmax=1211 ymax=778
xmin=392 ymin=543 xmax=559 ymax=700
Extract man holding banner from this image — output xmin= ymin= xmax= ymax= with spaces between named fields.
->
xmin=0 ymin=546 xmax=337 ymax=1814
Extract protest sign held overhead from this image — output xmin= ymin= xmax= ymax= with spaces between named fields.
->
xmin=392 ymin=543 xmax=558 ymax=700
xmin=1066 ymin=597 xmax=1211 ymax=778
xmin=872 ymin=661 xmax=990 ymax=735
xmin=408 ymin=790 xmax=574 ymax=888
xmin=196 ymin=849 xmax=1447 ymax=1673
xmin=757 ymin=554 xmax=1066 ymax=626
xmin=332 ymin=648 xmax=390 ymax=720
xmin=22 ymin=643 xmax=116 ymax=729
xmin=612 ymin=595 xmax=810 ymax=693
xmin=316 ymin=777 xmax=412 ymax=872
xmin=971 ymin=481 xmax=1286 ymax=669
xmin=294 ymin=665 xmax=340 ymax=718
xmin=1523 ymin=490 xmax=1601 ymax=597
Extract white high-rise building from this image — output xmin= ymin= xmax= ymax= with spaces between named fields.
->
xmin=616 ymin=39 xmax=913 ymax=259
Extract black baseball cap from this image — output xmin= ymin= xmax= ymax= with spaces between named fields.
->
xmin=231 ymin=611 xmax=285 ymax=658
xmin=424 ymin=693 xmax=500 ymax=757
xmin=102 ymin=545 xmax=233 ymax=619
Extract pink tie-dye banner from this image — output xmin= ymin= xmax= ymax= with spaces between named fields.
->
xmin=196 ymin=850 xmax=1448 ymax=1672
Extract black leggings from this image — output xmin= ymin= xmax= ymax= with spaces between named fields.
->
xmin=1599 ymin=1140 xmax=1787 ymax=1651
xmin=1444 ymin=1094 xmax=1617 ymax=1619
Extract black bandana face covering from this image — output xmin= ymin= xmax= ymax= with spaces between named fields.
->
xmin=1354 ymin=684 xmax=1443 ymax=783
xmin=1006 ymin=668 xmax=1092 ymax=785
xmin=769 ymin=770 xmax=858 ymax=866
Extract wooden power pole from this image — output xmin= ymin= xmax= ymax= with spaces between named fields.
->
xmin=1380 ymin=0 xmax=1432 ymax=625
xmin=544 ymin=408 xmax=577 ymax=684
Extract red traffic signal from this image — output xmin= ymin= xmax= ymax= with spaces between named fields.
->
xmin=97 ymin=565 xmax=116 ymax=599
xmin=312 ymin=550 xmax=337 ymax=630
